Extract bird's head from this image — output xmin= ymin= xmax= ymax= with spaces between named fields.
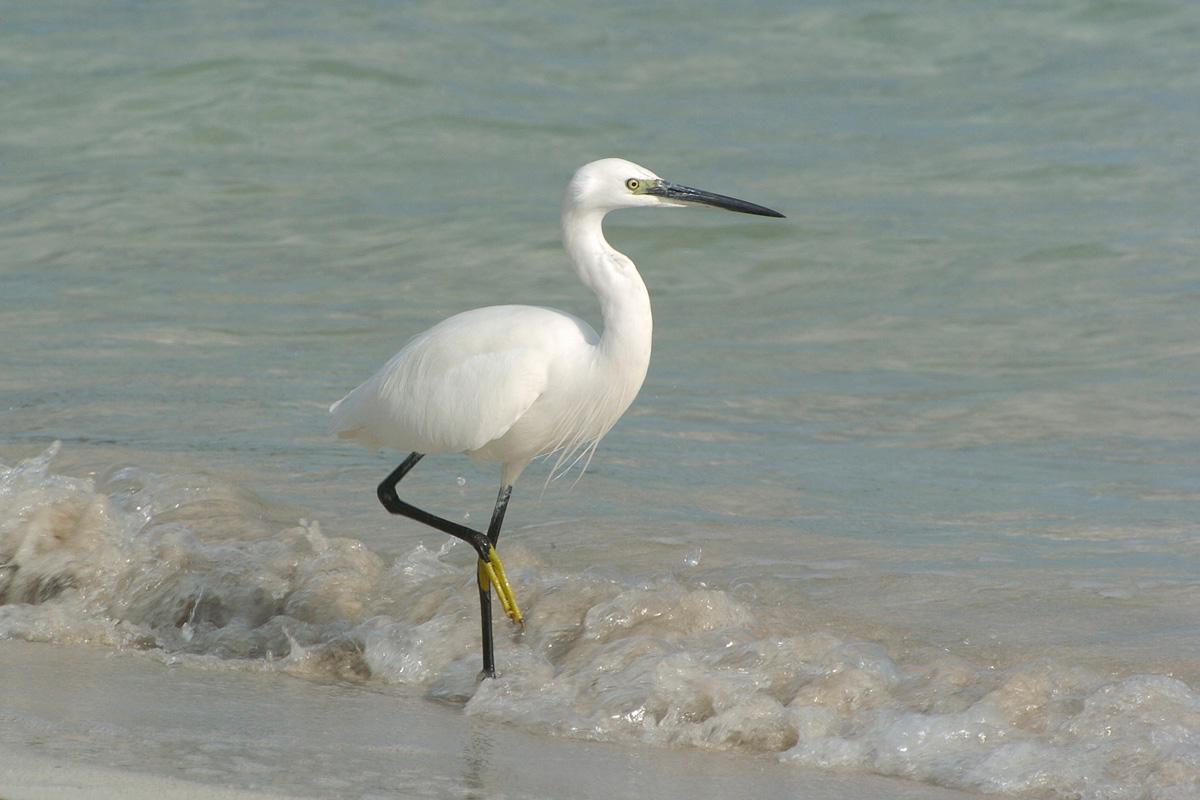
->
xmin=565 ymin=158 xmax=784 ymax=218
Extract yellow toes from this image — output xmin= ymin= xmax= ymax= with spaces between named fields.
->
xmin=479 ymin=547 xmax=524 ymax=630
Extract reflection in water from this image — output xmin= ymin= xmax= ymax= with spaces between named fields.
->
xmin=461 ymin=723 xmax=495 ymax=800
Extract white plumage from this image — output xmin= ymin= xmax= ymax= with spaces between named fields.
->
xmin=329 ymin=158 xmax=782 ymax=678
xmin=330 ymin=158 xmax=671 ymax=487
xmin=329 ymin=302 xmax=635 ymax=486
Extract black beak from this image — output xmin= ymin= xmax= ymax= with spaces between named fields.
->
xmin=646 ymin=181 xmax=785 ymax=218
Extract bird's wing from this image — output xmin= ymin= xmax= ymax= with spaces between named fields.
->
xmin=329 ymin=306 xmax=595 ymax=456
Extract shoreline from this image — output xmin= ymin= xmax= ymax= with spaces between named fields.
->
xmin=0 ymin=639 xmax=984 ymax=800
xmin=0 ymin=744 xmax=302 ymax=800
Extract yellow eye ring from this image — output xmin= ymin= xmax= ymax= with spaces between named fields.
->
xmin=625 ymin=178 xmax=641 ymax=191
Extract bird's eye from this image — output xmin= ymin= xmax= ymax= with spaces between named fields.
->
xmin=625 ymin=178 xmax=641 ymax=191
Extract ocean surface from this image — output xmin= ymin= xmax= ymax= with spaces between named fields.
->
xmin=2 ymin=1 xmax=1199 ymax=798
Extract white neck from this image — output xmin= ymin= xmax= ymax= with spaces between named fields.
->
xmin=561 ymin=203 xmax=653 ymax=391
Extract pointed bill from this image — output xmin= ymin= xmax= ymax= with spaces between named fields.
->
xmin=645 ymin=181 xmax=785 ymax=218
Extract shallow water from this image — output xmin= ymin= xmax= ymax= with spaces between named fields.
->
xmin=3 ymin=1 xmax=1200 ymax=798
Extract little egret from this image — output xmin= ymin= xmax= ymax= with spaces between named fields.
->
xmin=330 ymin=158 xmax=783 ymax=678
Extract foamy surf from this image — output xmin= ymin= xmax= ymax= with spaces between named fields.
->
xmin=2 ymin=444 xmax=1199 ymax=799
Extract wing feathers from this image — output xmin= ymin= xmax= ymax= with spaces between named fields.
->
xmin=328 ymin=306 xmax=594 ymax=458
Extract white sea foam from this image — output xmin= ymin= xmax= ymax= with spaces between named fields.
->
xmin=4 ymin=444 xmax=1200 ymax=799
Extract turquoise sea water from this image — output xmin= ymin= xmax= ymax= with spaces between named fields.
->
xmin=3 ymin=2 xmax=1199 ymax=797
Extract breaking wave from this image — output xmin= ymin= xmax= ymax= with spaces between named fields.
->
xmin=3 ymin=444 xmax=1199 ymax=799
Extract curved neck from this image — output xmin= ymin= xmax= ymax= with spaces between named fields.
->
xmin=561 ymin=205 xmax=653 ymax=368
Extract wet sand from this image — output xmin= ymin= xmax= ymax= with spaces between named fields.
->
xmin=0 ymin=639 xmax=985 ymax=800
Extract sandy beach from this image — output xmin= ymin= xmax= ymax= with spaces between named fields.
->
xmin=0 ymin=639 xmax=985 ymax=800
xmin=0 ymin=744 xmax=299 ymax=800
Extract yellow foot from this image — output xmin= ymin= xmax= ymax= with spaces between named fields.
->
xmin=478 ymin=547 xmax=524 ymax=630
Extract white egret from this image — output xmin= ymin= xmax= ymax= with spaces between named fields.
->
xmin=330 ymin=158 xmax=783 ymax=678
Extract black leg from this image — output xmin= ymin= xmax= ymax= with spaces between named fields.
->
xmin=377 ymin=453 xmax=520 ymax=679
xmin=377 ymin=453 xmax=498 ymax=561
xmin=487 ymin=485 xmax=512 ymax=547
xmin=477 ymin=485 xmax=512 ymax=677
